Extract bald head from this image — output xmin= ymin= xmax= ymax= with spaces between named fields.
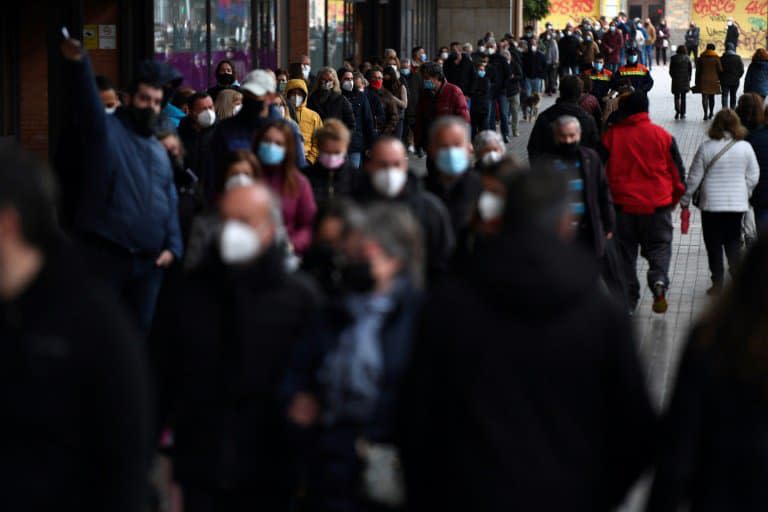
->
xmin=366 ymin=137 xmax=409 ymax=173
xmin=220 ymin=183 xmax=277 ymax=248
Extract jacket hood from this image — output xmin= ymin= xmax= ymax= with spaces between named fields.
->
xmin=469 ymin=227 xmax=599 ymax=315
xmin=286 ymin=79 xmax=309 ymax=102
xmin=702 ymin=50 xmax=719 ymax=58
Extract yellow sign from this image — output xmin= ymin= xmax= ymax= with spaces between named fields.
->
xmin=541 ymin=0 xmax=601 ymax=29
xmin=83 ymin=24 xmax=98 ymax=50
xmin=691 ymin=0 xmax=768 ymax=58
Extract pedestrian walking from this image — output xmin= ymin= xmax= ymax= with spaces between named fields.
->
xmin=340 ymin=69 xmax=376 ymax=169
xmin=719 ymin=43 xmax=744 ymax=110
xmin=305 ymin=119 xmax=356 ymax=208
xmin=696 ymin=44 xmax=723 ymax=120
xmin=736 ymin=94 xmax=768 ymax=231
xmin=725 ymin=17 xmax=739 ymax=48
xmin=679 ymin=109 xmax=759 ymax=294
xmin=655 ymin=20 xmax=670 ymax=66
xmin=207 ymin=59 xmax=240 ymax=101
xmin=602 ymin=21 xmax=624 ymax=73
xmin=670 ymin=45 xmax=693 ymax=119
xmin=308 ymin=67 xmax=356 ymax=132
xmin=744 ymin=48 xmax=768 ymax=99
xmin=286 ymin=78 xmax=324 ymax=165
xmin=685 ymin=22 xmax=701 ymax=60
xmin=644 ymin=19 xmax=656 ymax=69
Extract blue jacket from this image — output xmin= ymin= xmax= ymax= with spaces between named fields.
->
xmin=744 ymin=60 xmax=768 ymax=97
xmin=342 ymin=89 xmax=376 ymax=153
xmin=68 ymin=55 xmax=183 ymax=258
xmin=747 ymin=126 xmax=768 ymax=210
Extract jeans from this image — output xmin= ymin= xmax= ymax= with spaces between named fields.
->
xmin=529 ymin=78 xmax=543 ymax=94
xmin=348 ymin=152 xmax=362 ymax=169
xmin=487 ymin=96 xmax=509 ymax=138
xmin=77 ymin=234 xmax=166 ymax=333
xmin=701 ymin=211 xmax=743 ymax=285
xmin=722 ymin=84 xmax=739 ymax=109
xmin=674 ymin=92 xmax=687 ymax=115
xmin=615 ymin=207 xmax=673 ymax=310
xmin=508 ymin=94 xmax=520 ymax=134
xmin=644 ymin=45 xmax=654 ymax=69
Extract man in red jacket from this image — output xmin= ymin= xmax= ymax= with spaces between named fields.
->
xmin=415 ymin=62 xmax=470 ymax=152
xmin=602 ymin=91 xmax=685 ymax=314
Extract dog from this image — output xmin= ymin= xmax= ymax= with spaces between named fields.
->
xmin=522 ymin=92 xmax=541 ymax=122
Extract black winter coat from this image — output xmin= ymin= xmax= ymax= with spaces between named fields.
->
xmin=507 ymin=55 xmax=523 ymax=96
xmin=425 ymin=169 xmax=483 ymax=234
xmin=559 ymin=34 xmax=581 ymax=66
xmin=669 ymin=53 xmax=693 ymax=94
xmin=401 ymin=227 xmax=656 ymax=511
xmin=305 ymin=159 xmax=356 ymax=208
xmin=527 ymin=100 xmax=600 ymax=160
xmin=487 ymin=54 xmax=511 ymax=97
xmin=443 ymin=53 xmax=476 ymax=96
xmin=469 ymin=75 xmax=491 ymax=114
xmin=0 ymin=243 xmax=152 ymax=512
xmin=522 ymin=49 xmax=547 ymax=79
xmin=307 ymin=90 xmax=356 ymax=132
xmin=354 ymin=173 xmax=455 ymax=280
xmin=747 ymin=126 xmax=768 ymax=210
xmin=719 ymin=52 xmax=745 ymax=86
xmin=341 ymin=89 xmax=376 ymax=153
xmin=178 ymin=117 xmax=217 ymax=203
xmin=150 ymin=246 xmax=320 ymax=491
xmin=726 ymin=24 xmax=739 ymax=47
xmin=647 ymin=333 xmax=768 ymax=511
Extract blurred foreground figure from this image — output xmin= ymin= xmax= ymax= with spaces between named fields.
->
xmin=401 ymin=168 xmax=656 ymax=511
xmin=0 ymin=144 xmax=152 ymax=512
xmin=648 ymin=237 xmax=768 ymax=511
xmin=151 ymin=182 xmax=319 ymax=512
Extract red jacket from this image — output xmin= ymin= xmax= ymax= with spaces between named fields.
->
xmin=415 ymin=80 xmax=470 ymax=148
xmin=600 ymin=30 xmax=625 ymax=65
xmin=602 ymin=112 xmax=685 ymax=214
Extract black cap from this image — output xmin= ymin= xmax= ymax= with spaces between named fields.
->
xmin=619 ymin=90 xmax=649 ymax=115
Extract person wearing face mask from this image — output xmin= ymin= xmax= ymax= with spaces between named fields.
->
xmin=151 ymin=182 xmax=320 ymax=512
xmin=253 ymin=122 xmax=317 ymax=255
xmin=541 ymin=30 xmax=560 ymax=96
xmin=214 ymin=88 xmax=243 ymax=121
xmin=412 ymin=45 xmax=428 ymax=65
xmin=305 ymin=120 xmax=356 ymax=208
xmin=695 ymin=43 xmax=724 ymax=121
xmin=398 ymin=59 xmax=423 ymax=155
xmin=212 ymin=69 xmax=308 ymax=184
xmin=577 ymin=32 xmax=600 ymax=72
xmin=284 ymin=203 xmax=423 ymax=512
xmin=365 ymin=67 xmax=403 ymax=137
xmin=61 ymin=36 xmax=183 ymax=333
xmin=725 ymin=17 xmax=739 ymax=49
xmin=685 ymin=21 xmax=700 ymax=59
xmin=354 ymin=137 xmax=454 ymax=280
xmin=339 ymin=70 xmax=376 ymax=169
xmin=670 ymin=45 xmax=693 ymax=120
xmin=206 ymin=59 xmax=241 ymax=101
xmin=612 ymin=48 xmax=654 ymax=93
xmin=276 ymin=68 xmax=289 ymax=94
xmin=558 ymin=23 xmax=581 ymax=76
xmin=485 ymin=42 xmax=512 ymax=142
xmin=426 ymin=117 xmax=483 ymax=234
xmin=523 ymin=39 xmax=547 ymax=96
xmin=285 ymin=78 xmax=323 ymax=165
xmin=384 ymin=66 xmax=409 ymax=138
xmin=584 ymin=55 xmax=613 ymax=104
xmin=654 ymin=20 xmax=670 ymax=66
xmin=307 ymin=67 xmax=356 ymax=132
xmin=298 ymin=54 xmax=316 ymax=88
xmin=643 ymin=20 xmax=656 ymax=70
xmin=96 ymin=75 xmax=122 ymax=113
xmin=601 ymin=22 xmax=624 ymax=73
xmin=177 ymin=92 xmax=219 ymax=204
xmin=535 ymin=115 xmax=615 ymax=261
xmin=443 ymin=41 xmax=475 ymax=99
xmin=470 ymin=62 xmax=492 ymax=138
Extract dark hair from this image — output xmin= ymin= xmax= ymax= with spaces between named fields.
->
xmin=421 ymin=62 xmax=445 ymax=81
xmin=215 ymin=59 xmax=236 ymax=76
xmin=411 ymin=46 xmax=424 ymax=58
xmin=171 ymin=87 xmax=196 ymax=109
xmin=619 ymin=90 xmax=649 ymax=114
xmin=581 ymin=75 xmax=593 ymax=94
xmin=502 ymin=166 xmax=568 ymax=233
xmin=594 ymin=53 xmax=605 ymax=60
xmin=95 ymin=75 xmax=116 ymax=92
xmin=365 ymin=65 xmax=384 ymax=81
xmin=696 ymin=236 xmax=768 ymax=393
xmin=218 ymin=150 xmax=263 ymax=194
xmin=736 ymin=93 xmax=766 ymax=131
xmin=706 ymin=43 xmax=716 ymax=51
xmin=252 ymin=120 xmax=301 ymax=197
xmin=709 ymin=109 xmax=748 ymax=140
xmin=186 ymin=92 xmax=211 ymax=111
xmin=275 ymin=68 xmax=289 ymax=79
xmin=288 ymin=62 xmax=304 ymax=80
xmin=0 ymin=143 xmax=59 ymax=249
xmin=559 ymin=75 xmax=583 ymax=102
xmin=450 ymin=41 xmax=461 ymax=47
xmin=677 ymin=45 xmax=687 ymax=55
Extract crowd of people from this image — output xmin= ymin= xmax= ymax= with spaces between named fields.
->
xmin=4 ymin=15 xmax=768 ymax=512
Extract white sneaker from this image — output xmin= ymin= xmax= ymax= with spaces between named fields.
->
xmin=407 ymin=145 xmax=415 ymax=154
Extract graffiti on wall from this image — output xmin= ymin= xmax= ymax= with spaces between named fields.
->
xmin=541 ymin=0 xmax=599 ymax=30
xmin=692 ymin=0 xmax=767 ymax=57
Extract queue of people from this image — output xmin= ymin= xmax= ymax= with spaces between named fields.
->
xmin=4 ymin=18 xmax=768 ymax=512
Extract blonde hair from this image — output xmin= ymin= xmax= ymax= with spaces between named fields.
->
xmin=215 ymin=89 xmax=243 ymax=120
xmin=311 ymin=67 xmax=342 ymax=94
xmin=316 ymin=118 xmax=351 ymax=148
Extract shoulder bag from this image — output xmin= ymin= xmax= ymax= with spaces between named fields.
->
xmin=692 ymin=139 xmax=738 ymax=207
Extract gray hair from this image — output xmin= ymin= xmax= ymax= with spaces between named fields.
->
xmin=462 ymin=42 xmax=473 ymax=52
xmin=473 ymin=129 xmax=505 ymax=153
xmin=553 ymin=115 xmax=582 ymax=133
xmin=362 ymin=203 xmax=425 ymax=289
xmin=500 ymin=49 xmax=512 ymax=61
xmin=428 ymin=115 xmax=470 ymax=146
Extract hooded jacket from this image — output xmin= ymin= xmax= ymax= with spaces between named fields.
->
xmin=602 ymin=112 xmax=686 ymax=214
xmin=719 ymin=51 xmax=744 ymax=87
xmin=414 ymin=80 xmax=471 ymax=149
xmin=401 ymin=228 xmax=656 ymax=511
xmin=286 ymin=79 xmax=324 ymax=164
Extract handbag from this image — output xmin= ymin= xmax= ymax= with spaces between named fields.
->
xmin=691 ymin=84 xmax=701 ymax=93
xmin=692 ymin=139 xmax=738 ymax=207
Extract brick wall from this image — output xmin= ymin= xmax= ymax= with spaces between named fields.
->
xmin=18 ymin=9 xmax=48 ymax=157
xmin=85 ymin=0 xmax=120 ymax=85
xmin=289 ymin=0 xmax=309 ymax=62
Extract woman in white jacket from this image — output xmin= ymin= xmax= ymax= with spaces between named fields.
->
xmin=681 ymin=109 xmax=760 ymax=294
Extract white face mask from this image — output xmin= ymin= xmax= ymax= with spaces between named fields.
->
xmin=224 ymin=173 xmax=255 ymax=191
xmin=479 ymin=45 xmax=486 ymax=53
xmin=488 ymin=47 xmax=496 ymax=55
xmin=196 ymin=108 xmax=216 ymax=128
xmin=322 ymin=81 xmax=334 ymax=90
xmin=371 ymin=168 xmax=407 ymax=198
xmin=441 ymin=52 xmax=449 ymax=60
xmin=220 ymin=220 xmax=262 ymax=264
xmin=105 ymin=106 xmax=117 ymax=115
xmin=342 ymin=80 xmax=354 ymax=91
xmin=302 ymin=64 xmax=311 ymax=78
xmin=477 ymin=191 xmax=505 ymax=221
xmin=277 ymin=105 xmax=286 ymax=118
xmin=292 ymin=95 xmax=304 ymax=108
xmin=481 ymin=150 xmax=502 ymax=165
xmin=232 ymin=104 xmax=243 ymax=116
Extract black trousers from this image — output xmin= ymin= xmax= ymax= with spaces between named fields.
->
xmin=674 ymin=92 xmax=687 ymax=114
xmin=184 ymin=487 xmax=288 ymax=512
xmin=545 ymin=64 xmax=558 ymax=93
xmin=686 ymin=44 xmax=698 ymax=60
xmin=722 ymin=84 xmax=739 ymax=109
xmin=656 ymin=47 xmax=668 ymax=65
xmin=615 ymin=207 xmax=673 ymax=310
xmin=701 ymin=211 xmax=743 ymax=285
xmin=702 ymin=94 xmax=715 ymax=115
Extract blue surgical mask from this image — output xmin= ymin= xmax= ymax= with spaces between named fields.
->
xmin=258 ymin=142 xmax=286 ymax=166
xmin=478 ymin=70 xmax=486 ymax=78
xmin=628 ymin=55 xmax=638 ymax=64
xmin=424 ymin=80 xmax=435 ymax=90
xmin=401 ymin=67 xmax=411 ymax=76
xmin=420 ymin=53 xmax=428 ymax=62
xmin=436 ymin=147 xmax=469 ymax=176
xmin=594 ymin=62 xmax=604 ymax=72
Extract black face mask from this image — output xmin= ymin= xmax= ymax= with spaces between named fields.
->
xmin=339 ymin=260 xmax=376 ymax=294
xmin=127 ymin=106 xmax=158 ymax=137
xmin=555 ymin=142 xmax=581 ymax=159
xmin=218 ymin=73 xmax=236 ymax=86
xmin=241 ymin=96 xmax=265 ymax=117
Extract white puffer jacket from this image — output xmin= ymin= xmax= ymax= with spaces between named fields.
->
xmin=681 ymin=135 xmax=760 ymax=212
